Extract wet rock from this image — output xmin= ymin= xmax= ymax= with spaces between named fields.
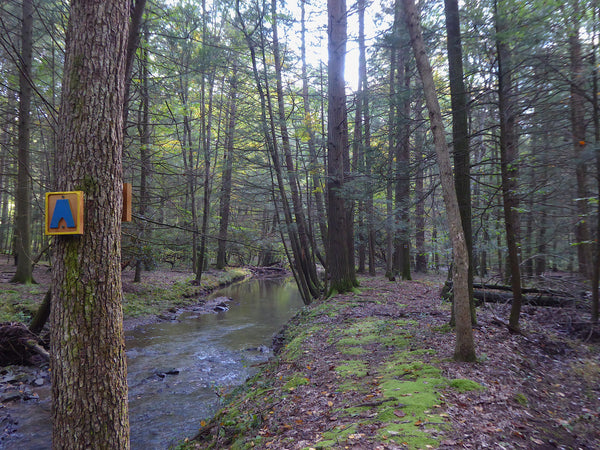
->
xmin=154 ymin=368 xmax=181 ymax=378
xmin=245 ymin=345 xmax=270 ymax=353
xmin=211 ymin=296 xmax=232 ymax=312
xmin=213 ymin=303 xmax=229 ymax=312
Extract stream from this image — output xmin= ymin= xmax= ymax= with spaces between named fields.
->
xmin=1 ymin=277 xmax=304 ymax=449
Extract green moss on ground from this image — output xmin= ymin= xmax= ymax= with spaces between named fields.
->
xmin=179 ymin=278 xmax=488 ymax=450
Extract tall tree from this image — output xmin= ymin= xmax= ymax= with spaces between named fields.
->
xmin=134 ymin=23 xmax=152 ymax=283
xmin=392 ymin=38 xmax=412 ymax=281
xmin=300 ymin=0 xmax=327 ymax=253
xmin=11 ymin=0 xmax=34 ymax=284
xmin=592 ymin=1 xmax=600 ymax=324
xmin=355 ymin=0 xmax=376 ymax=275
xmin=50 ymin=0 xmax=130 ymax=446
xmin=216 ymin=63 xmax=238 ymax=270
xmin=271 ymin=0 xmax=320 ymax=298
xmin=402 ymin=0 xmax=476 ymax=362
xmin=327 ymin=0 xmax=357 ymax=293
xmin=495 ymin=0 xmax=523 ymax=332
xmin=567 ymin=0 xmax=594 ymax=279
xmin=236 ymin=0 xmax=321 ymax=303
xmin=444 ymin=0 xmax=474 ymax=321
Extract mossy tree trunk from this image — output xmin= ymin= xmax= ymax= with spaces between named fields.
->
xmin=50 ymin=0 xmax=130 ymax=447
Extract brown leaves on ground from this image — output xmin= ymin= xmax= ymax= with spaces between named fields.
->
xmin=193 ymin=275 xmax=600 ymax=449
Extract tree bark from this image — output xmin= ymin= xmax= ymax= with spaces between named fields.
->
xmin=402 ymin=0 xmax=476 ymax=362
xmin=134 ymin=24 xmax=151 ymax=283
xmin=392 ymin=27 xmax=412 ymax=281
xmin=327 ymin=0 xmax=357 ymax=293
xmin=414 ymin=104 xmax=427 ymax=273
xmin=11 ymin=0 xmax=34 ymax=284
xmin=569 ymin=0 xmax=593 ymax=279
xmin=50 ymin=0 xmax=130 ymax=447
xmin=592 ymin=2 xmax=600 ymax=323
xmin=386 ymin=15 xmax=398 ymax=281
xmin=444 ymin=0 xmax=474 ymax=321
xmin=357 ymin=0 xmax=376 ymax=276
xmin=300 ymin=0 xmax=328 ymax=253
xmin=495 ymin=0 xmax=523 ymax=332
xmin=216 ymin=64 xmax=238 ymax=270
xmin=271 ymin=0 xmax=320 ymax=298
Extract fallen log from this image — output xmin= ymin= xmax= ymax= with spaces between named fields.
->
xmin=472 ymin=283 xmax=574 ymax=298
xmin=473 ymin=290 xmax=575 ymax=307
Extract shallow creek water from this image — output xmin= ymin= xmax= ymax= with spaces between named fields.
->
xmin=3 ymin=277 xmax=304 ymax=449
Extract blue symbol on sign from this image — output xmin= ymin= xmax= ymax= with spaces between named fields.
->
xmin=50 ymin=198 xmax=75 ymax=228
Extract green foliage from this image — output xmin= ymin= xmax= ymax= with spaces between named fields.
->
xmin=514 ymin=392 xmax=528 ymax=406
xmin=283 ymin=374 xmax=310 ymax=391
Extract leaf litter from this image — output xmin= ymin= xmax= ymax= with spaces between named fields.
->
xmin=183 ymin=275 xmax=600 ymax=449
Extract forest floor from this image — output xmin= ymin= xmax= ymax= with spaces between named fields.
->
xmin=182 ymin=275 xmax=600 ymax=450
xmin=1 ymin=262 xmax=599 ymax=449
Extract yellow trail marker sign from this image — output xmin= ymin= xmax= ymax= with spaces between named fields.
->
xmin=45 ymin=191 xmax=84 ymax=235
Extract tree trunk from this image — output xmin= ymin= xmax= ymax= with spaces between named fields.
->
xmin=495 ymin=0 xmax=523 ymax=332
xmin=444 ymin=0 xmax=474 ymax=321
xmin=357 ymin=0 xmax=376 ymax=276
xmin=414 ymin=105 xmax=427 ymax=273
xmin=271 ymin=0 xmax=320 ymax=298
xmin=569 ymin=0 xmax=594 ymax=279
xmin=195 ymin=0 xmax=214 ymax=284
xmin=134 ymin=24 xmax=151 ymax=283
xmin=386 ymin=17 xmax=398 ymax=281
xmin=300 ymin=0 xmax=328 ymax=253
xmin=592 ymin=2 xmax=600 ymax=323
xmin=51 ymin=0 xmax=130 ymax=447
xmin=28 ymin=289 xmax=51 ymax=335
xmin=354 ymin=96 xmax=366 ymax=275
xmin=11 ymin=0 xmax=34 ymax=284
xmin=123 ymin=0 xmax=148 ymax=128
xmin=216 ymin=64 xmax=238 ymax=270
xmin=392 ymin=29 xmax=412 ymax=281
xmin=327 ymin=0 xmax=357 ymax=293
xmin=402 ymin=0 xmax=476 ymax=362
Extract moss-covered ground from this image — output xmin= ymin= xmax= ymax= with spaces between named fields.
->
xmin=177 ymin=275 xmax=600 ymax=450
xmin=179 ymin=278 xmax=487 ymax=449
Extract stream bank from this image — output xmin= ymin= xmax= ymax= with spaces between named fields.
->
xmin=1 ymin=266 xmax=299 ymax=448
xmin=181 ymin=276 xmax=600 ymax=450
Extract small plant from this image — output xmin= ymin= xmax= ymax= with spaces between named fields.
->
xmin=514 ymin=392 xmax=528 ymax=406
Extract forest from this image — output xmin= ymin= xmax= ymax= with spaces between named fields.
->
xmin=1 ymin=0 xmax=599 ymax=448
xmin=2 ymin=0 xmax=599 ymax=300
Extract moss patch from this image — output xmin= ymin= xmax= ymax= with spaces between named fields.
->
xmin=335 ymin=360 xmax=370 ymax=378
xmin=448 ymin=378 xmax=486 ymax=393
